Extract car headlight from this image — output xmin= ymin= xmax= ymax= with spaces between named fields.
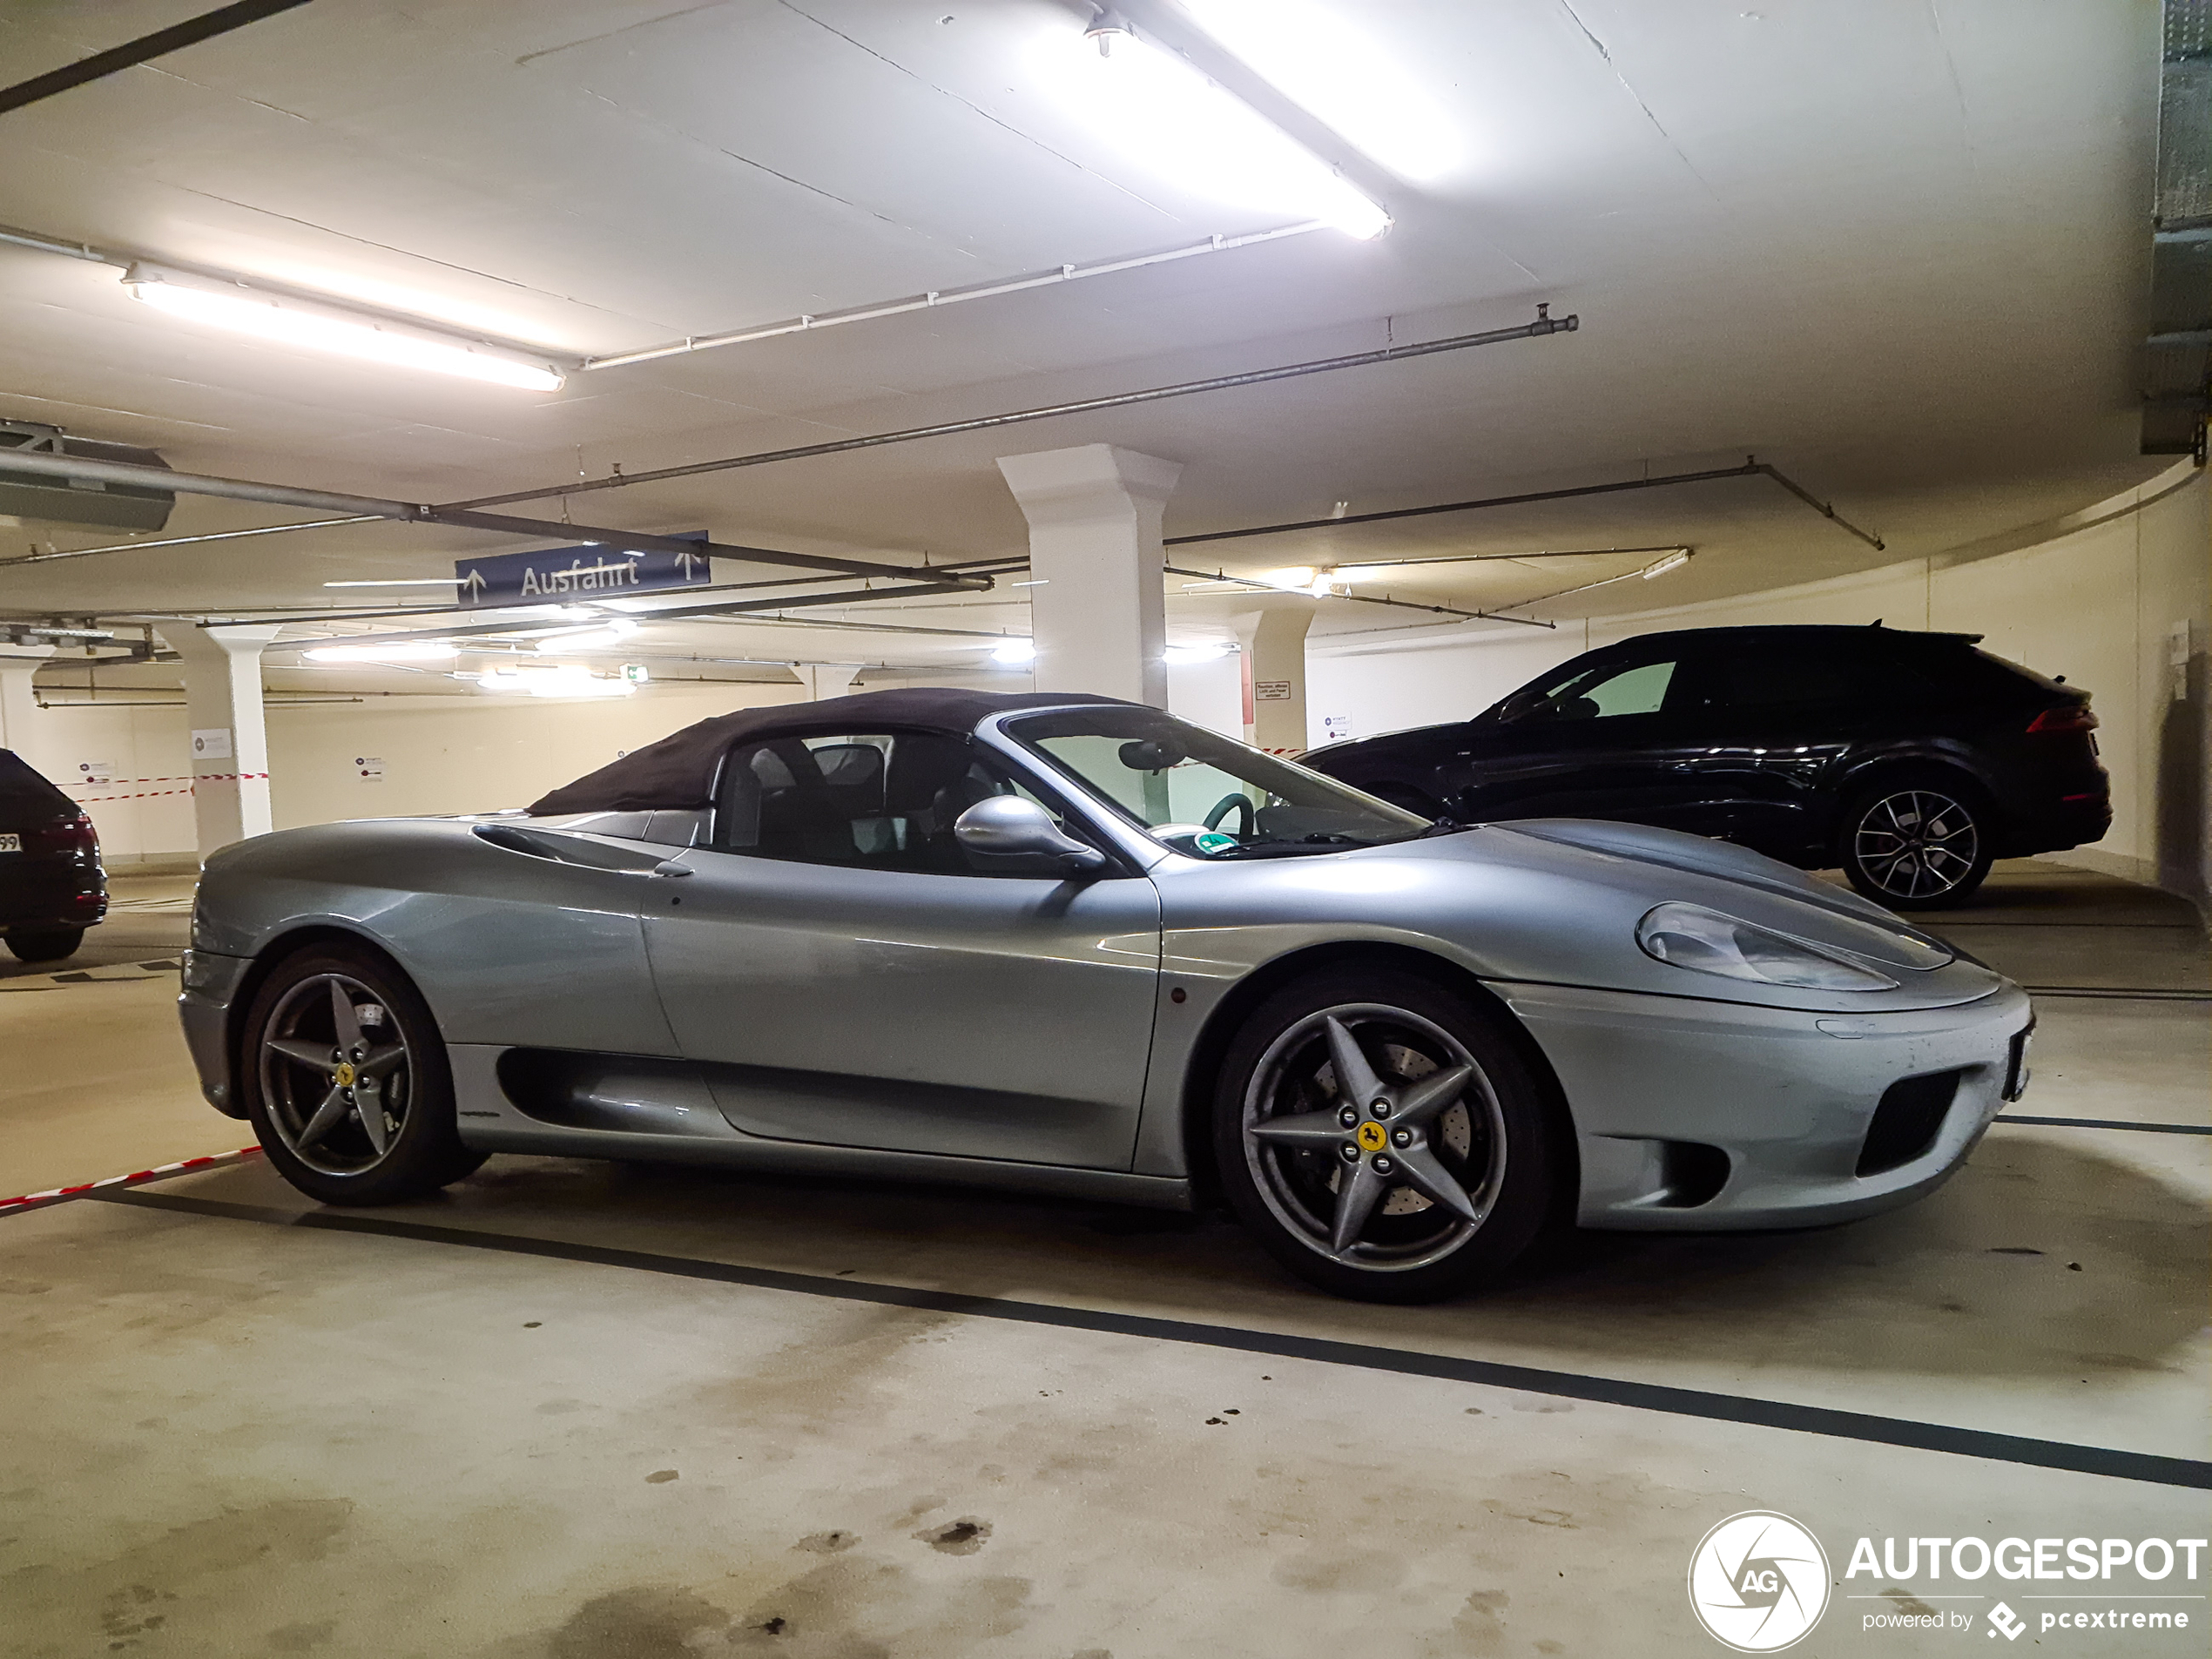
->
xmin=1636 ymin=903 xmax=1898 ymax=991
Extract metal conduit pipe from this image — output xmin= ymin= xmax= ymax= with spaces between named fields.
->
xmin=0 ymin=448 xmax=988 ymax=590
xmin=439 ymin=307 xmax=1581 ymax=512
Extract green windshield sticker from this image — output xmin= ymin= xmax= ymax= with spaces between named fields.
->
xmin=1192 ymin=831 xmax=1238 ymax=856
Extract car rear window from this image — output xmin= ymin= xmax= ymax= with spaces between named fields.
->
xmin=0 ymin=751 xmax=75 ymax=822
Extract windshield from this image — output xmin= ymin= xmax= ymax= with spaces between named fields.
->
xmin=1005 ymin=707 xmax=1428 ymax=859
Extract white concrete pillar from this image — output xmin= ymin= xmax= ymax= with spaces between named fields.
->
xmin=996 ymin=443 xmax=1183 ymax=707
xmin=159 ymin=624 xmax=283 ymax=860
xmin=0 ymin=645 xmax=57 ymax=774
xmin=797 ymin=664 xmax=860 ymax=700
xmin=1236 ymin=606 xmax=1313 ymax=754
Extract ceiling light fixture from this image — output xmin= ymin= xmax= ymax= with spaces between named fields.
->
xmin=474 ymin=663 xmax=633 ymax=697
xmin=1179 ymin=0 xmax=1461 ymax=184
xmin=123 ymin=264 xmax=566 ymax=392
xmin=535 ymin=619 xmax=639 ymax=651
xmin=1261 ymin=565 xmax=1347 ymax=597
xmin=1642 ymin=550 xmax=1693 ymax=578
xmin=990 ymin=639 xmax=1037 ymax=664
xmin=1164 ymin=642 xmax=1234 ymax=664
xmin=1051 ymin=13 xmax=1389 ymax=239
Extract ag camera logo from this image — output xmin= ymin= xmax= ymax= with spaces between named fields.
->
xmin=1689 ymin=1511 xmax=1831 ymax=1651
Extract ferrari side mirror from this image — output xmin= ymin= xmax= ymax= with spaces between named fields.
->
xmin=954 ymin=797 xmax=1109 ymax=873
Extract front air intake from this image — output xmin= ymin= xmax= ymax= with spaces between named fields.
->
xmin=1857 ymin=1070 xmax=1963 ymax=1176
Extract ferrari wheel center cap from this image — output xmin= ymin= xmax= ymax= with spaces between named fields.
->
xmin=334 ymin=1062 xmax=357 ymax=1088
xmin=1354 ymin=1121 xmax=1387 ymax=1154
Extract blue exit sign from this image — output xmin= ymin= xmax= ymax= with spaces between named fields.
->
xmin=456 ymin=536 xmax=711 ymax=607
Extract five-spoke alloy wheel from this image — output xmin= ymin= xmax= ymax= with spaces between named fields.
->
xmin=1838 ymin=779 xmax=1993 ymax=908
xmin=1214 ymin=968 xmax=1561 ymax=1302
xmin=241 ymin=945 xmax=483 ymax=1204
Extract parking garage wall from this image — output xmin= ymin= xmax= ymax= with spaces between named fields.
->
xmin=1309 ymin=466 xmax=2212 ymax=906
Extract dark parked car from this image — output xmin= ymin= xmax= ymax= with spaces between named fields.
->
xmin=1302 ymin=625 xmax=2110 ymax=908
xmin=0 ymin=750 xmax=105 ymax=961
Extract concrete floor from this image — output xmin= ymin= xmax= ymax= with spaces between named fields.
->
xmin=1 ymin=863 xmax=2204 ymax=1656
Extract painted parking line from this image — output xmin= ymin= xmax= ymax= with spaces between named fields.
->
xmin=0 ymin=1147 xmax=260 ymax=1216
xmin=1994 ymin=1115 xmax=2212 ymax=1136
xmin=91 ymin=1186 xmax=2212 ymax=1493
xmin=2022 ymin=986 xmax=2212 ymax=1001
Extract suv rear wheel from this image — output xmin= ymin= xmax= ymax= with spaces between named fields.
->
xmin=1837 ymin=776 xmax=1994 ymax=908
xmin=5 ymin=928 xmax=84 ymax=963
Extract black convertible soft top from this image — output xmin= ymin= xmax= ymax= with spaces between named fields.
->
xmin=525 ymin=686 xmax=1128 ymax=815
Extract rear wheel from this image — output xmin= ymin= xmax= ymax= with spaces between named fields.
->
xmin=1837 ymin=776 xmax=1993 ymax=909
xmin=5 ymin=928 xmax=84 ymax=963
xmin=1212 ymin=968 xmax=1563 ymax=1303
xmin=240 ymin=943 xmax=485 ymax=1204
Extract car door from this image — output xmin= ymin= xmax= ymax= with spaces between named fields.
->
xmin=1669 ymin=640 xmax=1863 ymax=854
xmin=1453 ymin=647 xmax=1711 ymax=828
xmin=641 ymin=728 xmax=1162 ymax=1170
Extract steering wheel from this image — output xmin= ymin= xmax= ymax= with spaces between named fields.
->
xmin=1203 ymin=792 xmax=1255 ymax=836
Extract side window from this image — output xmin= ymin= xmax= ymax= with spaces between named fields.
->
xmin=713 ymin=732 xmax=1094 ymax=875
xmin=1699 ymin=647 xmax=1858 ymax=711
xmin=1517 ymin=658 xmax=1680 ymax=723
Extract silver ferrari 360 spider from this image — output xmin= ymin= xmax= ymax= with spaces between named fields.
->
xmin=179 ymin=688 xmax=2032 ymax=1302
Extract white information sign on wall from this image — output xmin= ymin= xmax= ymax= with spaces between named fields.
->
xmin=1320 ymin=714 xmax=1353 ymax=743
xmin=77 ymin=759 xmax=115 ymax=785
xmin=1254 ymin=680 xmax=1293 ymax=702
xmin=191 ymin=728 xmax=232 ymax=761
xmin=354 ymin=756 xmax=385 ymax=783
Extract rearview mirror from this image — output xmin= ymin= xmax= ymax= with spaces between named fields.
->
xmin=954 ymin=797 xmax=1109 ymax=873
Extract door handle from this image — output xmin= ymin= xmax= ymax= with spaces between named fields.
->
xmin=650 ymin=859 xmax=694 ymax=878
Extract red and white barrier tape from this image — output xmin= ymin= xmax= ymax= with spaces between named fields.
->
xmin=67 ymin=772 xmax=268 ymax=802
xmin=0 ymin=1145 xmax=260 ymax=1217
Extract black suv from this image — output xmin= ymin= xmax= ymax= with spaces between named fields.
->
xmin=0 ymin=750 xmax=105 ymax=961
xmin=1302 ymin=624 xmax=2110 ymax=908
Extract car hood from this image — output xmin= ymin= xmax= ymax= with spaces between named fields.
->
xmin=1151 ymin=818 xmax=2006 ymax=1013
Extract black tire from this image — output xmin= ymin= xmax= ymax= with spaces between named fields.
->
xmin=1836 ymin=773 xmax=1994 ymax=909
xmin=5 ymin=928 xmax=84 ymax=963
xmin=239 ymin=943 xmax=485 ymax=1205
xmin=1211 ymin=966 xmax=1565 ymax=1303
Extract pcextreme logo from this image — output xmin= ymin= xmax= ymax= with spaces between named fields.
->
xmin=1689 ymin=1511 xmax=1833 ymax=1652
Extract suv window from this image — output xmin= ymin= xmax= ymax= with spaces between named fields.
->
xmin=712 ymin=731 xmax=1091 ymax=875
xmin=1696 ymin=644 xmax=1858 ymax=710
xmin=1504 ymin=656 xmax=1681 ymax=724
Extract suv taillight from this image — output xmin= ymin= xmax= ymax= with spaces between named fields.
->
xmin=27 ymin=815 xmax=98 ymax=855
xmin=2027 ymin=703 xmax=2097 ymax=735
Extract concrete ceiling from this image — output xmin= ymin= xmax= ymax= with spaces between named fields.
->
xmin=0 ymin=0 xmax=2169 ymax=680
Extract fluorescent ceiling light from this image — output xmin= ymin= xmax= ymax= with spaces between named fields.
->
xmin=1261 ymin=565 xmax=1346 ymax=597
xmin=1164 ymin=642 xmax=1234 ymax=664
xmin=990 ymin=639 xmax=1036 ymax=664
xmin=123 ymin=264 xmax=566 ymax=392
xmin=303 ymin=642 xmax=457 ymax=663
xmin=474 ymin=664 xmax=633 ymax=697
xmin=1180 ymin=0 xmax=1462 ymax=184
xmin=1642 ymin=550 xmax=1693 ymax=578
xmin=1042 ymin=18 xmax=1389 ymax=239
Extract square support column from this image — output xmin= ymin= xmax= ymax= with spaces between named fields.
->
xmin=997 ymin=443 xmax=1182 ymax=707
xmin=158 ymin=624 xmax=283 ymax=861
xmin=1236 ymin=606 xmax=1313 ymax=754
xmin=797 ymin=664 xmax=860 ymax=701
xmin=0 ymin=645 xmax=57 ymax=774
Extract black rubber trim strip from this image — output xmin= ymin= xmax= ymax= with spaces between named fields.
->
xmin=93 ymin=1187 xmax=2210 ymax=1491
xmin=0 ymin=0 xmax=316 ymax=118
xmin=2021 ymin=987 xmax=2212 ymax=1001
xmin=1996 ymin=1115 xmax=2212 ymax=1136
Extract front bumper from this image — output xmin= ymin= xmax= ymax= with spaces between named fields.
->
xmin=1496 ymin=978 xmax=2032 ymax=1231
xmin=177 ymin=948 xmax=252 ymax=1118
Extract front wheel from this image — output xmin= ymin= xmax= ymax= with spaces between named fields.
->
xmin=1837 ymin=779 xmax=1993 ymax=909
xmin=5 ymin=927 xmax=84 ymax=963
xmin=239 ymin=943 xmax=486 ymax=1205
xmin=1212 ymin=968 xmax=1564 ymax=1303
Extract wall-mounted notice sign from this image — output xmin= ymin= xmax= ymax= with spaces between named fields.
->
xmin=354 ymin=756 xmax=385 ymax=783
xmin=456 ymin=536 xmax=712 ymax=607
xmin=77 ymin=759 xmax=115 ymax=785
xmin=191 ymin=728 xmax=232 ymax=761
xmin=1254 ymin=680 xmax=1294 ymax=702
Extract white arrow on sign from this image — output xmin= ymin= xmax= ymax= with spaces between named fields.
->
xmin=674 ymin=549 xmax=706 ymax=581
xmin=460 ymin=569 xmax=487 ymax=603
